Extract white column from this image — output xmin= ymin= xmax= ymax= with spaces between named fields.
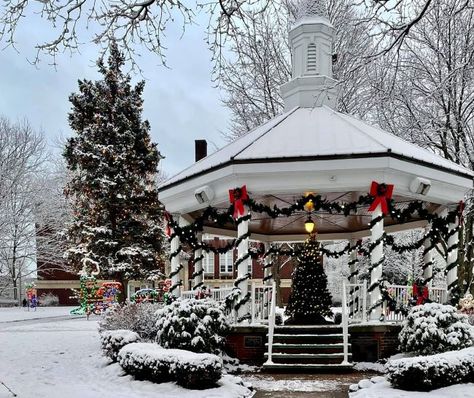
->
xmin=234 ymin=207 xmax=251 ymax=321
xmin=369 ymin=207 xmax=384 ymax=320
xmin=348 ymin=239 xmax=358 ymax=317
xmin=446 ymin=214 xmax=460 ymax=302
xmin=423 ymin=223 xmax=434 ymax=285
xmin=192 ymin=232 xmax=204 ymax=290
xmin=169 ymin=215 xmax=183 ymax=297
xmin=263 ymin=242 xmax=273 ymax=285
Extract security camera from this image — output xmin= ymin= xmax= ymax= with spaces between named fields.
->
xmin=409 ymin=177 xmax=431 ymax=196
xmin=194 ymin=186 xmax=214 ymax=204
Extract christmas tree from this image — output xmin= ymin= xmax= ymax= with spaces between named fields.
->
xmin=285 ymin=237 xmax=333 ymax=325
xmin=64 ymin=42 xmax=165 ymax=293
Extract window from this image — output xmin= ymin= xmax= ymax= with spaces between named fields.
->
xmin=219 ymin=252 xmax=233 ymax=274
xmin=203 ymin=253 xmax=214 ymax=274
xmin=307 ymin=43 xmax=317 ymax=73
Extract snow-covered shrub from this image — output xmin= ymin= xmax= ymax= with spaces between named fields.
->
xmin=117 ymin=342 xmax=223 ymax=389
xmin=39 ymin=292 xmax=59 ymax=306
xmin=156 ymin=298 xmax=229 ymax=354
xmin=398 ymin=303 xmax=474 ymax=355
xmin=100 ymin=329 xmax=141 ymax=361
xmin=172 ymin=351 xmax=223 ymax=389
xmin=387 ymin=347 xmax=474 ymax=391
xmin=459 ymin=294 xmax=474 ymax=325
xmin=99 ymin=302 xmax=162 ymax=340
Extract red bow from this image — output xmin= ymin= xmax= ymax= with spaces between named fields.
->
xmin=164 ymin=212 xmax=172 ymax=237
xmin=229 ymin=185 xmax=249 ymax=219
xmin=368 ymin=181 xmax=394 ymax=215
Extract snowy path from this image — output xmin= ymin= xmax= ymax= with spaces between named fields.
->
xmin=0 ymin=316 xmax=250 ymax=398
xmin=0 ymin=306 xmax=77 ymax=323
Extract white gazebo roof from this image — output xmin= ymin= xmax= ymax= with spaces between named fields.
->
xmin=162 ymin=106 xmax=472 ymax=189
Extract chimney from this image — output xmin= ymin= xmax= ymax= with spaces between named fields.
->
xmin=195 ymin=139 xmax=207 ymax=162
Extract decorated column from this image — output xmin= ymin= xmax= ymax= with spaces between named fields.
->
xmin=368 ymin=181 xmax=392 ymax=321
xmin=192 ymin=232 xmax=204 ymax=290
xmin=263 ymin=242 xmax=274 ymax=286
xmin=168 ymin=214 xmax=183 ymax=297
xmin=446 ymin=212 xmax=460 ymax=303
xmin=230 ymin=185 xmax=252 ymax=322
xmin=348 ymin=239 xmax=358 ymax=317
xmin=422 ymin=223 xmax=434 ymax=285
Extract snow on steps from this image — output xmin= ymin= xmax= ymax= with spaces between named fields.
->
xmin=263 ymin=325 xmax=353 ymax=372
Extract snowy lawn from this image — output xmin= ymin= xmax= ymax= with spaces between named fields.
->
xmin=350 ymin=378 xmax=474 ymax=397
xmin=0 ymin=317 xmax=252 ymax=398
xmin=0 ymin=306 xmax=76 ymax=322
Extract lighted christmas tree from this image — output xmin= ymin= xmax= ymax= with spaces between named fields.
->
xmin=285 ymin=237 xmax=333 ymax=325
xmin=64 ymin=42 xmax=165 ymax=293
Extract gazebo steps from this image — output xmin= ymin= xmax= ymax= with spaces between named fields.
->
xmin=264 ymin=352 xmax=352 ymax=365
xmin=266 ymin=342 xmax=351 ymax=355
xmin=273 ymin=325 xmax=343 ymax=334
xmin=262 ymin=363 xmax=354 ymax=373
xmin=273 ymin=333 xmax=344 ymax=344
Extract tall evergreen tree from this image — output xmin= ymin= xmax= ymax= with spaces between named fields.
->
xmin=64 ymin=42 xmax=165 ymax=292
xmin=285 ymin=237 xmax=333 ymax=325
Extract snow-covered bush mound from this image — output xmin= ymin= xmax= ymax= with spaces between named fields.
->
xmin=398 ymin=303 xmax=474 ymax=355
xmin=156 ymin=298 xmax=229 ymax=354
xmin=386 ymin=347 xmax=474 ymax=391
xmin=100 ymin=329 xmax=141 ymax=361
xmin=118 ymin=342 xmax=223 ymax=389
xmin=39 ymin=292 xmax=59 ymax=306
xmin=99 ymin=302 xmax=162 ymax=340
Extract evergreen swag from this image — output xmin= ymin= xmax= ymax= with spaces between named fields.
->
xmin=285 ymin=237 xmax=333 ymax=325
xmin=64 ymin=42 xmax=165 ymax=286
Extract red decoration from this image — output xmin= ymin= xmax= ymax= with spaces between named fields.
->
xmin=229 ymin=185 xmax=249 ymax=219
xmin=459 ymin=200 xmax=465 ymax=225
xmin=368 ymin=181 xmax=394 ymax=215
xmin=164 ymin=212 xmax=172 ymax=237
xmin=413 ymin=283 xmax=429 ymax=306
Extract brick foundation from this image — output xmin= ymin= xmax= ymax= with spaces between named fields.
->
xmin=349 ymin=323 xmax=401 ymax=362
xmin=225 ymin=325 xmax=268 ymax=365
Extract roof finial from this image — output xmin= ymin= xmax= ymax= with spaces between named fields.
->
xmin=296 ymin=0 xmax=328 ymax=20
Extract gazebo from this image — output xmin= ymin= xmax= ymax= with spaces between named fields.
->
xmin=158 ymin=0 xmax=473 ymax=366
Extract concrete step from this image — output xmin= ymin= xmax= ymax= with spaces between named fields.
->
xmin=266 ymin=342 xmax=351 ymax=354
xmin=274 ymin=325 xmax=343 ymax=335
xmin=272 ymin=333 xmax=344 ymax=344
xmin=264 ymin=352 xmax=352 ymax=365
xmin=262 ymin=362 xmax=354 ymax=373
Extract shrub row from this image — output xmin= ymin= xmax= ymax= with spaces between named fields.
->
xmin=118 ymin=342 xmax=223 ymax=389
xmin=387 ymin=347 xmax=474 ymax=391
xmin=100 ymin=329 xmax=141 ymax=361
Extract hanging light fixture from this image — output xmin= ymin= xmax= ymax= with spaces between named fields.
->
xmin=304 ymin=215 xmax=315 ymax=234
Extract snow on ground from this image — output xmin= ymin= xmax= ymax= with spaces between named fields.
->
xmin=353 ymin=362 xmax=385 ymax=373
xmin=350 ymin=379 xmax=474 ymax=398
xmin=244 ymin=375 xmax=339 ymax=392
xmin=0 ymin=306 xmax=75 ymax=322
xmin=0 ymin=316 xmax=252 ymax=398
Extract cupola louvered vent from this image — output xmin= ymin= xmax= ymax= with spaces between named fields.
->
xmin=307 ymin=43 xmax=317 ymax=73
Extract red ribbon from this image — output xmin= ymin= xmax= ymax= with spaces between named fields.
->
xmin=164 ymin=212 xmax=172 ymax=237
xmin=229 ymin=185 xmax=249 ymax=219
xmin=368 ymin=181 xmax=394 ymax=215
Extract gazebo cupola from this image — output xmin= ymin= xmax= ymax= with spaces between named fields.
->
xmin=281 ymin=0 xmax=338 ymax=110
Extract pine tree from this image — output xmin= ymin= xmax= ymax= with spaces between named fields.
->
xmin=64 ymin=42 xmax=165 ymax=293
xmin=285 ymin=237 xmax=333 ymax=325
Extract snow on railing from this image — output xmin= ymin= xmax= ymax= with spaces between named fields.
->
xmin=250 ymin=282 xmax=273 ymax=324
xmin=180 ymin=287 xmax=234 ymax=302
xmin=341 ymin=281 xmax=350 ymax=364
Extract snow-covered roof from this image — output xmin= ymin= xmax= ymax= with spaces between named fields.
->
xmin=160 ymin=106 xmax=473 ymax=189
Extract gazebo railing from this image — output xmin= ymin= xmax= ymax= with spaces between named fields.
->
xmin=250 ymin=282 xmax=274 ymax=324
xmin=346 ymin=281 xmax=368 ymax=323
xmin=181 ymin=286 xmax=234 ymax=302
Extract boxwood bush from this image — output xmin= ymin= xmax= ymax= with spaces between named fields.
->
xmin=100 ymin=329 xmax=141 ymax=361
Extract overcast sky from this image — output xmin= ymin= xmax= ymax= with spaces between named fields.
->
xmin=0 ymin=10 xmax=230 ymax=178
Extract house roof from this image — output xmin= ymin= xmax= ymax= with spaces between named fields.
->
xmin=160 ymin=106 xmax=473 ymax=190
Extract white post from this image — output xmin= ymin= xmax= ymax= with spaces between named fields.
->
xmin=341 ymin=281 xmax=349 ymax=364
xmin=265 ymin=281 xmax=277 ymax=365
xmin=192 ymin=232 xmax=204 ymax=290
xmin=169 ymin=215 xmax=183 ymax=297
xmin=362 ymin=279 xmax=368 ymax=323
xmin=234 ymin=206 xmax=251 ymax=321
xmin=423 ymin=223 xmax=434 ymax=285
xmin=446 ymin=213 xmax=460 ymax=303
xmin=251 ymin=281 xmax=256 ymax=324
xmin=348 ymin=239 xmax=358 ymax=317
xmin=369 ymin=207 xmax=384 ymax=320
